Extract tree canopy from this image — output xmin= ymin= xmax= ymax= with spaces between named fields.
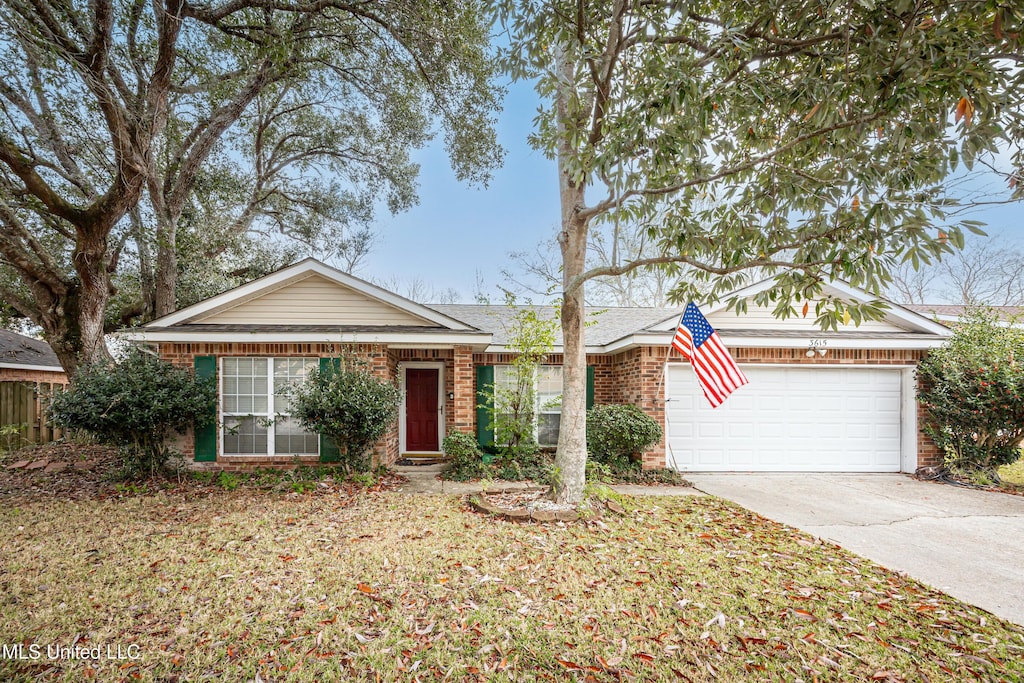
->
xmin=490 ymin=0 xmax=1024 ymax=503
xmin=0 ymin=0 xmax=503 ymax=374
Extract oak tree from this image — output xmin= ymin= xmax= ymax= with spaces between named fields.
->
xmin=0 ymin=0 xmax=502 ymax=374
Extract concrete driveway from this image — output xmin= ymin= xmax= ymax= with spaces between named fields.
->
xmin=686 ymin=474 xmax=1024 ymax=626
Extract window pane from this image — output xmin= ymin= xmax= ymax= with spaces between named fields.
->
xmin=224 ymin=416 xmax=268 ymax=455
xmin=538 ymin=413 xmax=560 ymax=447
xmin=536 ymin=366 xmax=562 ymax=411
xmin=275 ymin=416 xmax=318 ymax=455
xmin=223 ymin=396 xmax=238 ymax=413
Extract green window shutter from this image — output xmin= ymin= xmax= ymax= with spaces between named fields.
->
xmin=586 ymin=365 xmax=595 ymax=410
xmin=476 ymin=365 xmax=494 ymax=451
xmin=193 ymin=356 xmax=217 ymax=462
xmin=318 ymin=357 xmax=341 ymax=462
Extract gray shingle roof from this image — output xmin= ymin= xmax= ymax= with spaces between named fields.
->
xmin=0 ymin=330 xmax=61 ymax=368
xmin=427 ymin=304 xmax=683 ymax=346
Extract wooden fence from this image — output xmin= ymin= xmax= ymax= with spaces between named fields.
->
xmin=0 ymin=381 xmax=64 ymax=449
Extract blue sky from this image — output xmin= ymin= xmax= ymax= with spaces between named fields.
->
xmin=362 ymin=80 xmax=1024 ymax=303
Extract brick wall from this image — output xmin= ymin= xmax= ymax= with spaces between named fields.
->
xmin=0 ymin=367 xmax=67 ymax=384
xmin=159 ymin=342 xmax=399 ymax=468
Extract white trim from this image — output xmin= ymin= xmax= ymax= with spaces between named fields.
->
xmin=123 ymin=329 xmax=492 ymax=346
xmin=218 ymin=356 xmax=321 ymax=459
xmin=398 ymin=362 xmax=446 ymax=454
xmin=605 ymin=333 xmax=946 ymax=354
xmin=0 ymin=362 xmax=65 ymax=373
xmin=900 ymin=367 xmax=919 ymax=473
xmin=146 ymin=258 xmax=474 ymax=330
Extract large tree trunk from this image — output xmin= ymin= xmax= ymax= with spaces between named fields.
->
xmin=554 ymin=203 xmax=590 ymax=505
xmin=551 ymin=44 xmax=592 ymax=506
xmin=154 ymin=215 xmax=177 ymax=317
xmin=44 ymin=235 xmax=115 ymax=377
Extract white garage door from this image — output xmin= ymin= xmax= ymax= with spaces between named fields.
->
xmin=665 ymin=365 xmax=902 ymax=472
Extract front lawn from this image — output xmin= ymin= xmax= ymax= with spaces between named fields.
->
xmin=1 ymin=491 xmax=1022 ymax=682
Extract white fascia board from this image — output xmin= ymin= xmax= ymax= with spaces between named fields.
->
xmin=123 ymin=329 xmax=492 ymax=347
xmin=146 ymin=259 xmax=474 ymax=330
xmin=0 ymin=362 xmax=65 ymax=373
xmin=605 ymin=333 xmax=947 ymax=352
xmin=482 ymin=345 xmax=605 ymax=355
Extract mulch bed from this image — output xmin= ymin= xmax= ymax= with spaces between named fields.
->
xmin=466 ymin=486 xmax=618 ymax=523
xmin=916 ymin=468 xmax=1024 ymax=497
xmin=0 ymin=442 xmax=120 ymax=501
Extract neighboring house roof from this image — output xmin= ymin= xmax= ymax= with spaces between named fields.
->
xmin=0 ymin=330 xmax=64 ymax=372
xmin=904 ymin=304 xmax=1024 ymax=322
xmin=124 ymin=259 xmax=952 ymax=351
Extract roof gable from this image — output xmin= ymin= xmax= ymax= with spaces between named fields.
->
xmin=147 ymin=259 xmax=474 ymax=330
xmin=651 ymin=280 xmax=950 ymax=336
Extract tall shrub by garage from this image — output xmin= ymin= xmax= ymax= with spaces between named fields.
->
xmin=289 ymin=357 xmax=401 ymax=473
xmin=587 ymin=403 xmax=663 ymax=470
xmin=917 ymin=310 xmax=1024 ymax=478
xmin=49 ymin=348 xmax=217 ymax=476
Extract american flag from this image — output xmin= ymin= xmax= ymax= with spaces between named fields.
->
xmin=672 ymin=302 xmax=749 ymax=408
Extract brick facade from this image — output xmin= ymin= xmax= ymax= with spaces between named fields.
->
xmin=160 ymin=341 xmax=940 ymax=474
xmin=159 ymin=342 xmax=400 ymax=468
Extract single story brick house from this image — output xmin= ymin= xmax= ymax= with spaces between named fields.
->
xmin=0 ymin=330 xmax=67 ymax=384
xmin=126 ymin=258 xmax=952 ymax=473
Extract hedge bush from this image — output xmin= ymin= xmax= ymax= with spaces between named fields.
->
xmin=49 ymin=348 xmax=216 ymax=476
xmin=587 ymin=403 xmax=663 ymax=469
xmin=917 ymin=310 xmax=1024 ymax=477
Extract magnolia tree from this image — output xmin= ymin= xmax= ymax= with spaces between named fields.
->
xmin=491 ymin=0 xmax=1024 ymax=504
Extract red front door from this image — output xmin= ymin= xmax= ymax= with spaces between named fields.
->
xmin=405 ymin=368 xmax=440 ymax=451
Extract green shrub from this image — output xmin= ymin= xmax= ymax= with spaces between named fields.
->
xmin=49 ymin=348 xmax=216 ymax=476
xmin=289 ymin=358 xmax=401 ymax=473
xmin=917 ymin=310 xmax=1024 ymax=477
xmin=442 ymin=430 xmax=490 ymax=481
xmin=587 ymin=404 xmax=663 ymax=469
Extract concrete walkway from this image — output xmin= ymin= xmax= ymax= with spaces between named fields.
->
xmin=688 ymin=473 xmax=1024 ymax=626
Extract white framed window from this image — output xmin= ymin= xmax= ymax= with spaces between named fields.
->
xmin=493 ymin=365 xmax=563 ymax=447
xmin=221 ymin=357 xmax=319 ymax=456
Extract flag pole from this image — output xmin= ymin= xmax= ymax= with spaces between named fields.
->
xmin=660 ymin=313 xmax=685 ymax=472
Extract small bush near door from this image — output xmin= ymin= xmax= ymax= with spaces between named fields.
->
xmin=917 ymin=310 xmax=1024 ymax=480
xmin=289 ymin=359 xmax=401 ymax=473
xmin=441 ymin=431 xmax=553 ymax=483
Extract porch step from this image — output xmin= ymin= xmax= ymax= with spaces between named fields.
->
xmin=393 ymin=462 xmax=449 ymax=474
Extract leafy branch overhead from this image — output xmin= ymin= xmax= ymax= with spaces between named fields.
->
xmin=495 ymin=0 xmax=1024 ymax=323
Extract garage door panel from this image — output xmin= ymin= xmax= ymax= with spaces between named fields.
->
xmin=666 ymin=365 xmax=902 ymax=472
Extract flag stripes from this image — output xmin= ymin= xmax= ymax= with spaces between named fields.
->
xmin=671 ymin=303 xmax=749 ymax=408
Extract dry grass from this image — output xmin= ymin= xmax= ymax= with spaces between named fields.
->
xmin=1 ymin=490 xmax=1022 ymax=682
xmin=999 ymin=458 xmax=1024 ymax=486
